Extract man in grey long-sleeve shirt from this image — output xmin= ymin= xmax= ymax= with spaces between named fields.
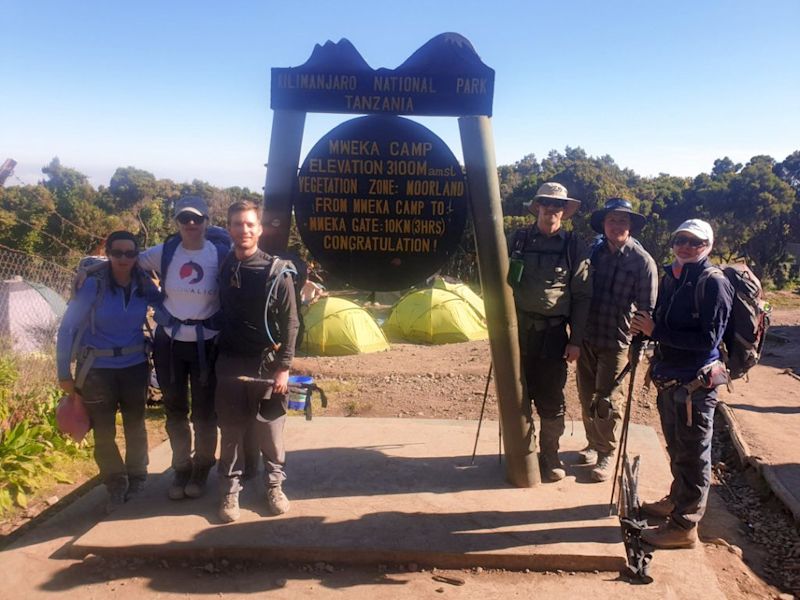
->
xmin=508 ymin=182 xmax=592 ymax=481
xmin=215 ymin=200 xmax=299 ymax=523
xmin=577 ymin=198 xmax=657 ymax=482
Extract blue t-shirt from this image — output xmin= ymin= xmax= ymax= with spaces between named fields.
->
xmin=56 ymin=271 xmax=158 ymax=381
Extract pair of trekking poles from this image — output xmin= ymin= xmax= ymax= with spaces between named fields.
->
xmin=470 ymin=336 xmax=652 ymax=582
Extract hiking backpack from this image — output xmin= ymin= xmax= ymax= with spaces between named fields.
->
xmin=264 ymin=256 xmax=307 ymax=352
xmin=695 ymin=263 xmax=771 ymax=380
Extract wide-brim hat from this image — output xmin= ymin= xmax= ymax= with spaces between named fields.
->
xmin=527 ymin=182 xmax=581 ymax=219
xmin=590 ymin=197 xmax=646 ymax=234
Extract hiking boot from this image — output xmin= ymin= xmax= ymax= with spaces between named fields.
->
xmin=590 ymin=452 xmax=614 ymax=482
xmin=539 ymin=452 xmax=566 ymax=481
xmin=641 ymin=519 xmax=697 ymax=549
xmin=127 ymin=476 xmax=147 ymax=499
xmin=578 ymin=446 xmax=597 ymax=465
xmin=641 ymin=495 xmax=675 ymax=519
xmin=184 ymin=463 xmax=213 ymax=499
xmin=539 ymin=417 xmax=566 ymax=482
xmin=218 ymin=492 xmax=240 ymax=523
xmin=266 ymin=485 xmax=290 ymax=515
xmin=168 ymin=468 xmax=192 ymax=501
xmin=105 ymin=479 xmax=129 ymax=514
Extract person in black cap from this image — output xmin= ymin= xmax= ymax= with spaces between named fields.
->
xmin=576 ymin=198 xmax=658 ymax=482
xmin=508 ymin=182 xmax=592 ymax=481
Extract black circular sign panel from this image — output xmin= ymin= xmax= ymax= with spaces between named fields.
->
xmin=295 ymin=115 xmax=468 ymax=291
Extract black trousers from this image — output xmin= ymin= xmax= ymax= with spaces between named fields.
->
xmin=520 ymin=320 xmax=568 ymax=420
xmin=153 ymin=326 xmax=218 ymax=471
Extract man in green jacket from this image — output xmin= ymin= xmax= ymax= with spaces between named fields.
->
xmin=508 ymin=182 xmax=592 ymax=481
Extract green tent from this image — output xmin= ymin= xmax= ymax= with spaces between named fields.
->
xmin=383 ymin=288 xmax=488 ymax=344
xmin=300 ymin=297 xmax=390 ymax=356
xmin=431 ymin=277 xmax=486 ymax=320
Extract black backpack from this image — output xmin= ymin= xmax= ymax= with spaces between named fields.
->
xmin=695 ymin=263 xmax=771 ymax=380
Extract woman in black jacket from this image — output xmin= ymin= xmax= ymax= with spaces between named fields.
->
xmin=631 ymin=219 xmax=733 ymax=549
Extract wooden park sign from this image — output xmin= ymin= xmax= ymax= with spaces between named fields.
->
xmin=264 ymin=33 xmax=540 ymax=487
xmin=274 ymin=33 xmax=493 ymax=290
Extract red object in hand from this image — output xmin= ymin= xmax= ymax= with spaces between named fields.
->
xmin=56 ymin=393 xmax=90 ymax=442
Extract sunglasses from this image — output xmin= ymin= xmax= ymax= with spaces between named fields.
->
xmin=538 ymin=199 xmax=566 ymax=209
xmin=672 ymin=236 xmax=707 ymax=248
xmin=109 ymin=249 xmax=139 ymax=259
xmin=176 ymin=212 xmax=205 ymax=225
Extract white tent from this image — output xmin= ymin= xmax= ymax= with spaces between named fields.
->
xmin=0 ymin=277 xmax=67 ymax=353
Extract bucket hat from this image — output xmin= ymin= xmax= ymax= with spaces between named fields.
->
xmin=526 ymin=182 xmax=581 ymax=219
xmin=590 ymin=198 xmax=646 ymax=234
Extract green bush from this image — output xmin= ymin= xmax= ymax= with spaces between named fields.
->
xmin=0 ymin=349 xmax=92 ymax=514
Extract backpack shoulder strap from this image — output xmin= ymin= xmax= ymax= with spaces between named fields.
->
xmin=510 ymin=226 xmax=530 ymax=255
xmin=160 ymin=235 xmax=181 ymax=282
xmin=693 ymin=266 xmax=726 ymax=318
xmin=564 ymin=230 xmax=579 ymax=274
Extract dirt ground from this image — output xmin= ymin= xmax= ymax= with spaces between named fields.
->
xmin=3 ymin=309 xmax=800 ymax=599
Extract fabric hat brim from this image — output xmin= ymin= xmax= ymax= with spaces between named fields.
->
xmin=590 ymin=208 xmax=646 ymax=234
xmin=528 ymin=196 xmax=581 ymax=220
xmin=175 ymin=207 xmax=205 ymax=218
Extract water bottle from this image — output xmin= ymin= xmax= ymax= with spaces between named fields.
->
xmin=287 ymin=375 xmax=313 ymax=411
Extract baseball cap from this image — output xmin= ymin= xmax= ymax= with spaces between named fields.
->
xmin=174 ymin=196 xmax=209 ymax=219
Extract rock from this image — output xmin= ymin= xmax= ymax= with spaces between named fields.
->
xmin=325 ymin=564 xmax=335 ymax=573
xmin=474 ymin=566 xmax=483 ymax=574
xmin=46 ymin=496 xmax=60 ymax=506
xmin=728 ymin=544 xmax=744 ymax=558
xmin=275 ymin=578 xmax=288 ymax=587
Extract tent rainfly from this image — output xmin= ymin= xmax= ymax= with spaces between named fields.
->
xmin=431 ymin=277 xmax=486 ymax=321
xmin=383 ymin=287 xmax=488 ymax=345
xmin=0 ymin=277 xmax=67 ymax=353
xmin=300 ymin=297 xmax=390 ymax=356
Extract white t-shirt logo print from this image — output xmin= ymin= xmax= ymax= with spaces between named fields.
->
xmin=179 ymin=260 xmax=204 ymax=284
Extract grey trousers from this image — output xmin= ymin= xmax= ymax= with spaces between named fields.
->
xmin=81 ymin=362 xmax=149 ymax=485
xmin=657 ymin=385 xmax=718 ymax=529
xmin=214 ymin=352 xmax=287 ymax=494
xmin=576 ymin=340 xmax=628 ymax=455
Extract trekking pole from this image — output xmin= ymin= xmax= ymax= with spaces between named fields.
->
xmin=609 ymin=336 xmax=645 ymax=514
xmin=470 ymin=362 xmax=493 ymax=465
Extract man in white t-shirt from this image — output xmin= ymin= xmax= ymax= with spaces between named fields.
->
xmin=138 ymin=196 xmax=227 ymax=501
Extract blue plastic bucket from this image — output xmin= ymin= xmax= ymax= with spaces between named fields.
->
xmin=287 ymin=375 xmax=313 ymax=411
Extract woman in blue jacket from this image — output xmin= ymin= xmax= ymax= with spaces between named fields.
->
xmin=56 ymin=231 xmax=161 ymax=513
xmin=631 ymin=219 xmax=733 ymax=549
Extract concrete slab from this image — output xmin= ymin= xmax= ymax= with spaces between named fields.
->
xmin=72 ymin=418 xmax=672 ymax=573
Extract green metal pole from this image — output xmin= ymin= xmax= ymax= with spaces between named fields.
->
xmin=458 ymin=116 xmax=540 ymax=488
xmin=261 ymin=109 xmax=306 ymax=254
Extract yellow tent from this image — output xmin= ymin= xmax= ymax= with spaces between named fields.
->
xmin=431 ymin=277 xmax=486 ymax=321
xmin=383 ymin=288 xmax=488 ymax=344
xmin=300 ymin=297 xmax=390 ymax=356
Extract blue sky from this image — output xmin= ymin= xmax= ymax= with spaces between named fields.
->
xmin=2 ymin=1 xmax=798 ymax=192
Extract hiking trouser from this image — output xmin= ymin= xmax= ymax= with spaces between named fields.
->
xmin=215 ymin=353 xmax=287 ymax=494
xmin=656 ymin=384 xmax=718 ymax=529
xmin=153 ymin=326 xmax=218 ymax=472
xmin=81 ymin=362 xmax=149 ymax=484
xmin=576 ymin=340 xmax=628 ymax=455
xmin=519 ymin=317 xmax=568 ymax=420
